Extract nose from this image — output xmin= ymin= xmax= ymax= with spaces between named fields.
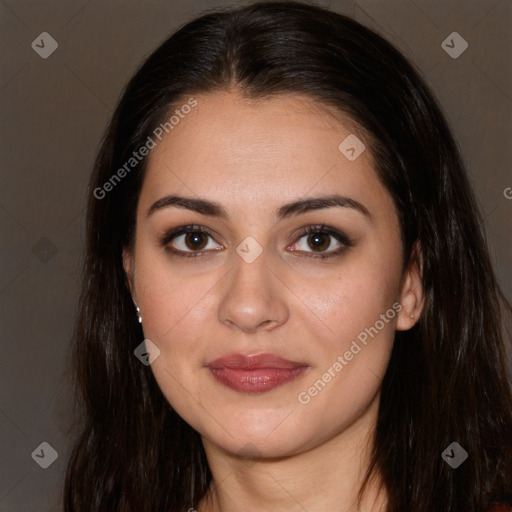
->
xmin=217 ymin=248 xmax=289 ymax=334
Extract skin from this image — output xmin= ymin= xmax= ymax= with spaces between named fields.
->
xmin=123 ymin=91 xmax=424 ymax=511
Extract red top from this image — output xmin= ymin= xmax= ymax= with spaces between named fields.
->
xmin=490 ymin=504 xmax=512 ymax=512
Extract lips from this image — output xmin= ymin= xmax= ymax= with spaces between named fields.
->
xmin=205 ymin=353 xmax=310 ymax=393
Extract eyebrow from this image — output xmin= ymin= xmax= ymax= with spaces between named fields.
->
xmin=147 ymin=193 xmax=371 ymax=221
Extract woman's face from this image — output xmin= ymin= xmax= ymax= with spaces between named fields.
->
xmin=124 ymin=91 xmax=422 ymax=458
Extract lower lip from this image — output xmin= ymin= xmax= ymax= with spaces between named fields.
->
xmin=207 ymin=367 xmax=309 ymax=393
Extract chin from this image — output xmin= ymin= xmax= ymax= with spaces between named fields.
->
xmin=200 ymin=411 xmax=315 ymax=458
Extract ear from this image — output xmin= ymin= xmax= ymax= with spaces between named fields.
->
xmin=122 ymin=246 xmax=137 ymax=305
xmin=396 ymin=241 xmax=425 ymax=331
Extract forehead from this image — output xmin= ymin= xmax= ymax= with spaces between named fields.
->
xmin=140 ymin=91 xmax=386 ymax=216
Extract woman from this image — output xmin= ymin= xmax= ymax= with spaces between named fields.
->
xmin=63 ymin=2 xmax=512 ymax=511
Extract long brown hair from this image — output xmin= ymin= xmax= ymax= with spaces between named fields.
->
xmin=64 ymin=2 xmax=512 ymax=510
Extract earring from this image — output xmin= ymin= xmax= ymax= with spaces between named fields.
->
xmin=136 ymin=306 xmax=142 ymax=324
xmin=410 ymin=314 xmax=415 ymax=318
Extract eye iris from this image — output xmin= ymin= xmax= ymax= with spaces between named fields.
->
xmin=308 ymin=233 xmax=329 ymax=251
xmin=185 ymin=232 xmax=207 ymax=250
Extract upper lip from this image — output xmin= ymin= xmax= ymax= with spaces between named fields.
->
xmin=206 ymin=353 xmax=308 ymax=370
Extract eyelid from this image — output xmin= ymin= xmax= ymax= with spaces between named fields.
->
xmin=161 ymin=224 xmax=220 ymax=246
xmin=291 ymin=224 xmax=351 ymax=244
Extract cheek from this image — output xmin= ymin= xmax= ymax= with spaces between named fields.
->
xmin=291 ymin=249 xmax=402 ymax=350
xmin=293 ymin=275 xmax=398 ymax=443
xmin=288 ymin=247 xmax=401 ymax=412
xmin=134 ymin=252 xmax=219 ymax=344
xmin=133 ymin=256 xmax=219 ymax=427
xmin=295 ymin=272 xmax=398 ymax=389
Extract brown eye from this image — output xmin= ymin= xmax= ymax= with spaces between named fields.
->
xmin=162 ymin=225 xmax=223 ymax=257
xmin=184 ymin=232 xmax=208 ymax=250
xmin=288 ymin=225 xmax=352 ymax=259
xmin=293 ymin=230 xmax=342 ymax=254
xmin=307 ymin=233 xmax=330 ymax=252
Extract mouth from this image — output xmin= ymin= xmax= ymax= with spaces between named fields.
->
xmin=205 ymin=353 xmax=310 ymax=393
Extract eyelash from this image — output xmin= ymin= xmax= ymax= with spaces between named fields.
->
xmin=160 ymin=224 xmax=352 ymax=260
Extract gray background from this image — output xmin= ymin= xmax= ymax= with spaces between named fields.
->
xmin=1 ymin=0 xmax=511 ymax=510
